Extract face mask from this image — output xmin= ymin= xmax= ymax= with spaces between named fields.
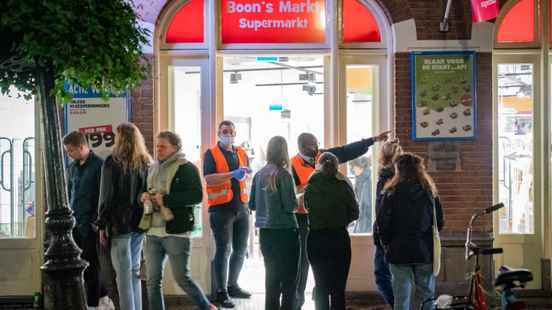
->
xmin=219 ymin=135 xmax=235 ymax=146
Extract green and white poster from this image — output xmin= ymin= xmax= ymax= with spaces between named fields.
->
xmin=410 ymin=51 xmax=476 ymax=141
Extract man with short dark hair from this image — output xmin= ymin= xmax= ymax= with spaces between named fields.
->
xmin=292 ymin=130 xmax=390 ymax=310
xmin=203 ymin=120 xmax=252 ymax=308
xmin=63 ymin=131 xmax=106 ymax=309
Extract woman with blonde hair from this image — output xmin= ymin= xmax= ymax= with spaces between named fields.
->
xmin=97 ymin=122 xmax=152 ymax=310
xmin=373 ymin=139 xmax=402 ymax=307
xmin=249 ymin=136 xmax=299 ymax=310
xmin=376 ymin=153 xmax=444 ymax=310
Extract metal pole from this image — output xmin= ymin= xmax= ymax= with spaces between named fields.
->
xmin=37 ymin=70 xmax=87 ymax=310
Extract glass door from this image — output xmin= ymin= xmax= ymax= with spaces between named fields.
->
xmin=165 ymin=58 xmax=212 ymax=293
xmin=493 ymin=54 xmax=542 ymax=289
xmin=339 ymin=53 xmax=388 ymax=291
xmin=0 ymin=88 xmax=43 ymax=295
xmin=221 ymin=54 xmax=326 ymax=299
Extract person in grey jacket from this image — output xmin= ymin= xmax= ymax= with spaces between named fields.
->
xmin=249 ymin=136 xmax=298 ymax=310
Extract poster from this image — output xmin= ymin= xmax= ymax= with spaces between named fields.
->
xmin=410 ymin=51 xmax=477 ymax=141
xmin=470 ymin=0 xmax=499 ymax=23
xmin=64 ymin=84 xmax=130 ymax=159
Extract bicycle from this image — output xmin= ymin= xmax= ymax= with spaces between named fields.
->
xmin=424 ymin=203 xmax=533 ymax=310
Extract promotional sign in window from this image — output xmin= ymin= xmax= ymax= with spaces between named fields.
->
xmin=410 ymin=51 xmax=477 ymax=141
xmin=65 ymin=85 xmax=130 ymax=158
xmin=221 ymin=0 xmax=326 ymax=44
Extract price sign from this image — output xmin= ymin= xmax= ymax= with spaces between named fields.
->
xmin=65 ymin=85 xmax=130 ymax=158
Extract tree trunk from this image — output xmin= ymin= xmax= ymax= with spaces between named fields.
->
xmin=37 ymin=70 xmax=88 ymax=310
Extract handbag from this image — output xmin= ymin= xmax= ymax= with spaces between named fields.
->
xmin=431 ymin=195 xmax=442 ymax=276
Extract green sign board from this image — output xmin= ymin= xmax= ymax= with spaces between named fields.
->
xmin=410 ymin=51 xmax=476 ymax=141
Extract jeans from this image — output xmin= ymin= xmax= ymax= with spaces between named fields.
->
xmin=74 ymin=230 xmax=102 ymax=307
xmin=389 ymin=263 xmax=435 ymax=310
xmin=209 ymin=206 xmax=250 ymax=292
xmin=308 ymin=229 xmax=351 ymax=310
xmin=111 ymin=232 xmax=144 ymax=310
xmin=260 ymin=229 xmax=300 ymax=310
xmin=295 ymin=213 xmax=309 ymax=309
xmin=374 ymin=245 xmax=394 ymax=307
xmin=145 ymin=235 xmax=211 ymax=310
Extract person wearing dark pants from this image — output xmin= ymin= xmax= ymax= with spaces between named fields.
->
xmin=304 ymin=153 xmax=359 ymax=310
xmin=204 ymin=120 xmax=253 ymax=308
xmin=373 ymin=140 xmax=402 ymax=307
xmin=307 ymin=229 xmax=351 ymax=310
xmin=63 ymin=131 xmax=106 ymax=308
xmin=250 ymin=136 xmax=299 ymax=310
xmin=291 ymin=131 xmax=389 ymax=309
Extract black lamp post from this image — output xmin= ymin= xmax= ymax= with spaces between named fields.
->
xmin=37 ymin=70 xmax=88 ymax=310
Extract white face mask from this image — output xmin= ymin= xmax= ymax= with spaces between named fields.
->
xmin=299 ymin=152 xmax=315 ymax=165
xmin=219 ymin=135 xmax=235 ymax=146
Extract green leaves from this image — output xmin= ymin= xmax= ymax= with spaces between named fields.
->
xmin=0 ymin=0 xmax=149 ymax=103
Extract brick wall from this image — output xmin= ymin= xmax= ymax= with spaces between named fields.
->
xmin=395 ymin=52 xmax=493 ymax=234
xmin=131 ymin=55 xmax=154 ymax=154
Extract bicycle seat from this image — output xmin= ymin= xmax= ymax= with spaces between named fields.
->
xmin=494 ymin=265 xmax=533 ymax=287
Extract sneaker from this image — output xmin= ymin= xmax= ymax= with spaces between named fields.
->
xmin=227 ymin=286 xmax=251 ymax=299
xmin=214 ymin=291 xmax=235 ymax=308
xmin=98 ymin=296 xmax=115 ymax=310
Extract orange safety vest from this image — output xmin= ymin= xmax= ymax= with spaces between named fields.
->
xmin=206 ymin=145 xmax=250 ymax=207
xmin=291 ymin=153 xmax=320 ymax=214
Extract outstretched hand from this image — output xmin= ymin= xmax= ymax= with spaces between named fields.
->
xmin=374 ymin=130 xmax=391 ymax=142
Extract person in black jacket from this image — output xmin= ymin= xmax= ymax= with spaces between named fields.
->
xmin=372 ymin=139 xmax=402 ymax=307
xmin=142 ymin=131 xmax=216 ymax=310
xmin=97 ymin=122 xmax=152 ymax=310
xmin=304 ymin=152 xmax=359 ymax=310
xmin=376 ymin=153 xmax=444 ymax=310
xmin=64 ymin=131 xmax=106 ymax=308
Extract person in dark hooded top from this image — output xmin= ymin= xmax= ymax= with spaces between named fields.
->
xmin=376 ymin=152 xmax=444 ymax=310
xmin=372 ymin=139 xmax=402 ymax=307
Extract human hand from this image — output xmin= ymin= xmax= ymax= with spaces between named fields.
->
xmin=140 ymin=192 xmax=150 ymax=204
xmin=154 ymin=193 xmax=165 ymax=207
xmin=374 ymin=130 xmax=391 ymax=142
xmin=231 ymin=167 xmax=251 ymax=181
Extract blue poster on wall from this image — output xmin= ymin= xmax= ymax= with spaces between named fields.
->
xmin=410 ymin=51 xmax=477 ymax=141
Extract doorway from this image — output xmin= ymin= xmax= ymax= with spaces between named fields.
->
xmin=222 ymin=54 xmax=324 ymax=297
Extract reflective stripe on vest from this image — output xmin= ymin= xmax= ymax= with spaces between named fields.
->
xmin=206 ymin=145 xmax=250 ymax=207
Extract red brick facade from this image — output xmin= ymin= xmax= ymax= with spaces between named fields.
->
xmin=395 ymin=53 xmax=493 ymax=234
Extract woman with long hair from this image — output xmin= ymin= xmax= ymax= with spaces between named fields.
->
xmin=98 ymin=122 xmax=152 ymax=310
xmin=304 ymin=152 xmax=359 ymax=310
xmin=373 ymin=139 xmax=402 ymax=307
xmin=249 ymin=136 xmax=299 ymax=310
xmin=376 ymin=153 xmax=444 ymax=310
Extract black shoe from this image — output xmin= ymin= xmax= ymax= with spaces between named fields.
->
xmin=227 ymin=286 xmax=252 ymax=299
xmin=214 ymin=291 xmax=235 ymax=308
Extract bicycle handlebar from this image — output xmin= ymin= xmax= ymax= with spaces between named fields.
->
xmin=483 ymin=203 xmax=504 ymax=215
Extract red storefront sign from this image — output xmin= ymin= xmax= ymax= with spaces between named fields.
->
xmin=470 ymin=0 xmax=499 ymax=23
xmin=221 ymin=0 xmax=326 ymax=44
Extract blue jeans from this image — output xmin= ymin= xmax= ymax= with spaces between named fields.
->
xmin=374 ymin=245 xmax=394 ymax=307
xmin=145 ymin=235 xmax=211 ymax=310
xmin=389 ymin=263 xmax=435 ymax=310
xmin=110 ymin=232 xmax=144 ymax=310
xmin=209 ymin=206 xmax=250 ymax=292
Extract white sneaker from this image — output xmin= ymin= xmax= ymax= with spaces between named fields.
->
xmin=98 ymin=296 xmax=116 ymax=310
